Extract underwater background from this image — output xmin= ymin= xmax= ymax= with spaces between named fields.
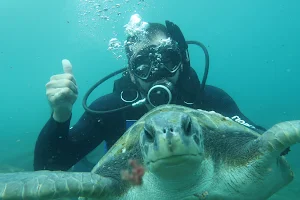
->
xmin=0 ymin=0 xmax=299 ymax=199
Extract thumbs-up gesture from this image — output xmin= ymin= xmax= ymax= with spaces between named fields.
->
xmin=46 ymin=59 xmax=78 ymax=122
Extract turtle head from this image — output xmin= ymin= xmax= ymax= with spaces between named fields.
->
xmin=140 ymin=106 xmax=204 ymax=179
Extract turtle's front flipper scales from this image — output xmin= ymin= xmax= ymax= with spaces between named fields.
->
xmin=259 ymin=120 xmax=300 ymax=157
xmin=0 ymin=170 xmax=113 ymax=200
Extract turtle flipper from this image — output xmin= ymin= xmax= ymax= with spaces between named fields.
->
xmin=259 ymin=120 xmax=300 ymax=156
xmin=0 ymin=170 xmax=113 ymax=200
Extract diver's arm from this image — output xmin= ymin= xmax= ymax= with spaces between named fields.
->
xmin=205 ymin=86 xmax=266 ymax=133
xmin=212 ymin=87 xmax=292 ymax=155
xmin=33 ymin=95 xmax=116 ymax=171
xmin=222 ymin=95 xmax=266 ymax=133
xmin=33 ymin=113 xmax=104 ymax=171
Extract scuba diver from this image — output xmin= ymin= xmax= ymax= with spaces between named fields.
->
xmin=33 ymin=18 xmax=273 ymax=172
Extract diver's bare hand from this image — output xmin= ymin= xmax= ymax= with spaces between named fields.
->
xmin=46 ymin=59 xmax=78 ymax=122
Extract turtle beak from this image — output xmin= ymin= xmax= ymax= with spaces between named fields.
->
xmin=140 ymin=111 xmax=204 ymax=174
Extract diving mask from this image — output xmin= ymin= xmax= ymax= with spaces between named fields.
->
xmin=129 ymin=42 xmax=182 ymax=82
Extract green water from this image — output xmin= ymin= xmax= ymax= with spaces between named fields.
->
xmin=0 ymin=0 xmax=299 ymax=199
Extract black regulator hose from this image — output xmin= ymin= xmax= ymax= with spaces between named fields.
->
xmin=82 ymin=40 xmax=209 ymax=114
xmin=186 ymin=40 xmax=209 ymax=92
xmin=82 ymin=67 xmax=131 ymax=114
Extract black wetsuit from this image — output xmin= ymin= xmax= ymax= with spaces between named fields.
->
xmin=34 ymin=68 xmax=266 ymax=171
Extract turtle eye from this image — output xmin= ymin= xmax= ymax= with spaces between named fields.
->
xmin=185 ymin=119 xmax=192 ymax=136
xmin=144 ymin=128 xmax=154 ymax=142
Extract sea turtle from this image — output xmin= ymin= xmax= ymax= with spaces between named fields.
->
xmin=0 ymin=104 xmax=299 ymax=200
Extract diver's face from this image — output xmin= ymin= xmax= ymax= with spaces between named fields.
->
xmin=129 ymin=35 xmax=182 ymax=92
xmin=136 ymin=70 xmax=180 ymax=93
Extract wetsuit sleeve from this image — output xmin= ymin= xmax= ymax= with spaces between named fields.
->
xmin=204 ymin=86 xmax=266 ymax=133
xmin=204 ymin=86 xmax=293 ymax=155
xmin=33 ymin=97 xmax=112 ymax=171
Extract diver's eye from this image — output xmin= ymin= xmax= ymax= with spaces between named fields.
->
xmin=144 ymin=128 xmax=154 ymax=142
xmin=133 ymin=55 xmax=149 ymax=67
xmin=161 ymin=49 xmax=181 ymax=70
xmin=185 ymin=120 xmax=192 ymax=135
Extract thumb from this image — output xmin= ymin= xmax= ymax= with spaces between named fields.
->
xmin=62 ymin=59 xmax=73 ymax=74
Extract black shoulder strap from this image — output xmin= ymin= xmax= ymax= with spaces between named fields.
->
xmin=113 ymin=71 xmax=137 ymax=93
xmin=177 ymin=66 xmax=202 ymax=105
